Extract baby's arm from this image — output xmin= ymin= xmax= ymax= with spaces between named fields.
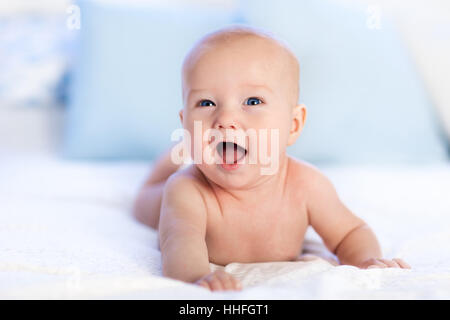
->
xmin=307 ymin=171 xmax=410 ymax=269
xmin=159 ymin=174 xmax=242 ymax=290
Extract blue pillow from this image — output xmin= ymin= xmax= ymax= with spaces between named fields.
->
xmin=240 ymin=0 xmax=448 ymax=164
xmin=64 ymin=0 xmax=237 ymax=160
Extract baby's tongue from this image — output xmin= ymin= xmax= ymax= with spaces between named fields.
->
xmin=222 ymin=143 xmax=245 ymax=164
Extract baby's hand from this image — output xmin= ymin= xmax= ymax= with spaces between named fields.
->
xmin=195 ymin=270 xmax=242 ymax=291
xmin=359 ymin=258 xmax=411 ymax=269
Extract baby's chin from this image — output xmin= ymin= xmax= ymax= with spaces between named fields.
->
xmin=195 ymin=161 xmax=273 ymax=190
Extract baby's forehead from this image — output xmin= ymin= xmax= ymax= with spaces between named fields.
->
xmin=182 ymin=26 xmax=300 ymax=103
xmin=183 ymin=28 xmax=297 ymax=72
xmin=202 ymin=29 xmax=281 ymax=51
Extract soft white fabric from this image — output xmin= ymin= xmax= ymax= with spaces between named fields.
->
xmin=1 ymin=155 xmax=450 ymax=299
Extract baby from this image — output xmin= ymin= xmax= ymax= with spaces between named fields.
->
xmin=134 ymin=26 xmax=410 ymax=291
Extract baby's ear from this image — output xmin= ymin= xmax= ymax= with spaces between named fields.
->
xmin=179 ymin=109 xmax=184 ymax=125
xmin=287 ymin=104 xmax=307 ymax=146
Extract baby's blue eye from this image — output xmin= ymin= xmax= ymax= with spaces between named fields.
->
xmin=199 ymin=100 xmax=216 ymax=107
xmin=245 ymin=97 xmax=263 ymax=106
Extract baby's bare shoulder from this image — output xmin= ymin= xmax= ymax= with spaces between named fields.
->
xmin=163 ymin=165 xmax=210 ymax=204
xmin=160 ymin=165 xmax=209 ymax=229
xmin=167 ymin=164 xmax=209 ymax=187
xmin=288 ymin=157 xmax=328 ymax=183
xmin=287 ymin=157 xmax=335 ymax=196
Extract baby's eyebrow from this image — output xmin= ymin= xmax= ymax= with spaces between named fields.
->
xmin=188 ymin=85 xmax=273 ymax=95
xmin=188 ymin=88 xmax=211 ymax=94
xmin=244 ymin=84 xmax=274 ymax=94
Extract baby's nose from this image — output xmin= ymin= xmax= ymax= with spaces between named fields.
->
xmin=215 ymin=122 xmax=237 ymax=130
xmin=213 ymin=107 xmax=241 ymax=131
xmin=214 ymin=113 xmax=239 ymax=130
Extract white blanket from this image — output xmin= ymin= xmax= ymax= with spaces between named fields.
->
xmin=1 ymin=154 xmax=450 ymax=299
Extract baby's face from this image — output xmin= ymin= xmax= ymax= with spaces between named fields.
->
xmin=180 ymin=34 xmax=305 ymax=189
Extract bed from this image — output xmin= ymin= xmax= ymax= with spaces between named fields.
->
xmin=1 ymin=153 xmax=449 ymax=299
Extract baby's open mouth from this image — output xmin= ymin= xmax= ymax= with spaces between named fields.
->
xmin=216 ymin=141 xmax=248 ymax=164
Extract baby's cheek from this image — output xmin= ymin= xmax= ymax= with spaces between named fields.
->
xmin=262 ymin=126 xmax=287 ymax=151
xmin=182 ymin=130 xmax=217 ymax=165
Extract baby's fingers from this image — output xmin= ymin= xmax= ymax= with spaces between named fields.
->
xmin=196 ymin=271 xmax=242 ymax=291
xmin=195 ymin=274 xmax=216 ymax=290
xmin=216 ymin=272 xmax=237 ymax=291
xmin=367 ymin=264 xmax=386 ymax=269
xmin=365 ymin=258 xmax=411 ymax=269
xmin=213 ymin=271 xmax=242 ymax=291
xmin=361 ymin=258 xmax=385 ymax=269
xmin=197 ymin=279 xmax=211 ymax=290
xmin=366 ymin=259 xmax=387 ymax=269
xmin=379 ymin=258 xmax=399 ymax=268
xmin=207 ymin=275 xmax=225 ymax=291
xmin=223 ymin=274 xmax=242 ymax=291
xmin=231 ymin=276 xmax=243 ymax=291
xmin=393 ymin=258 xmax=411 ymax=269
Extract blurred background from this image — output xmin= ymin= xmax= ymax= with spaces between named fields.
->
xmin=1 ymin=0 xmax=449 ymax=165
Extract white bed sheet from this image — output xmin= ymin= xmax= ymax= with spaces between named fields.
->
xmin=1 ymin=154 xmax=450 ymax=299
